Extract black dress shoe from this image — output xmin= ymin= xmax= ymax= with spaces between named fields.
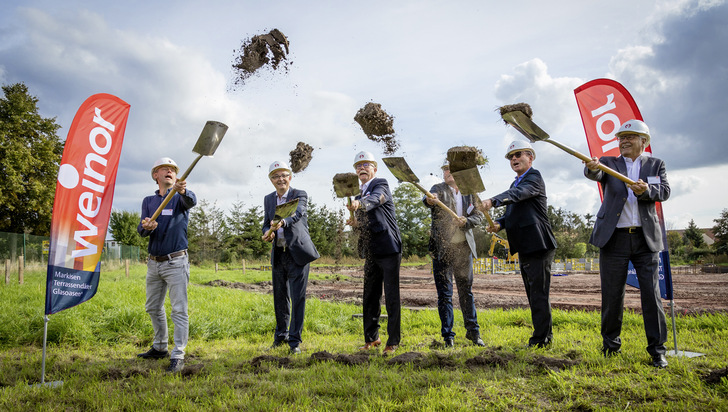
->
xmin=166 ymin=358 xmax=184 ymax=373
xmin=137 ymin=347 xmax=168 ymax=359
xmin=651 ymin=354 xmax=668 ymax=368
xmin=270 ymin=339 xmax=288 ymax=349
xmin=529 ymin=338 xmax=551 ymax=349
xmin=472 ymin=337 xmax=485 ymax=347
xmin=602 ymin=347 xmax=621 ymax=357
xmin=444 ymin=338 xmax=454 ymax=348
xmin=289 ymin=346 xmax=301 ymax=355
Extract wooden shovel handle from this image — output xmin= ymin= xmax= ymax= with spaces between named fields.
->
xmin=544 ymin=140 xmax=636 ymax=185
xmin=412 ymin=182 xmax=460 ymax=220
xmin=263 ymin=220 xmax=281 ymax=240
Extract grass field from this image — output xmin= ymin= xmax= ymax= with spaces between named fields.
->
xmin=0 ymin=263 xmax=726 ymax=411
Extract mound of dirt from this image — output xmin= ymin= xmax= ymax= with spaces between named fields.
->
xmin=498 ymin=103 xmax=533 ymax=120
xmin=354 ymin=102 xmax=399 ymax=155
xmin=447 ymin=146 xmax=488 ymax=172
xmin=289 ymin=142 xmax=314 ymax=173
xmin=232 ymin=28 xmax=290 ymax=87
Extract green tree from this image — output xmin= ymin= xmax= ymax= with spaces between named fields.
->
xmin=307 ymin=201 xmax=351 ymax=259
xmin=392 ymin=184 xmax=431 ymax=258
xmin=188 ymin=199 xmax=227 ymax=263
xmin=225 ymin=202 xmax=269 ymax=261
xmin=712 ymin=209 xmax=728 ymax=256
xmin=0 ymin=83 xmax=63 ymax=235
xmin=108 ymin=209 xmax=148 ymax=249
xmin=683 ymin=219 xmax=706 ymax=248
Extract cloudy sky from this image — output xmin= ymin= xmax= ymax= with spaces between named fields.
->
xmin=1 ymin=0 xmax=726 ymax=230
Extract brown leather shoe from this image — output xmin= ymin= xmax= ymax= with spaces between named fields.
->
xmin=359 ymin=339 xmax=381 ymax=350
xmin=383 ymin=345 xmax=397 ymax=355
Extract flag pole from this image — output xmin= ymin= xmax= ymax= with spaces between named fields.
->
xmin=34 ymin=315 xmax=63 ymax=388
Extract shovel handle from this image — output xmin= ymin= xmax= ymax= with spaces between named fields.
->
xmin=263 ymin=219 xmax=281 ymax=240
xmin=412 ymin=182 xmax=460 ymax=220
xmin=148 ymin=154 xmax=204 ymax=223
xmin=544 ymin=140 xmax=636 ymax=185
xmin=347 ymin=197 xmax=355 ymax=221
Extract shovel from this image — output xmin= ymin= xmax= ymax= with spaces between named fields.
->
xmin=263 ymin=198 xmax=300 ymax=239
xmin=332 ymin=173 xmax=360 ymax=220
xmin=381 ymin=157 xmax=459 ymax=220
xmin=501 ymin=107 xmax=636 ymax=185
xmin=150 ymin=120 xmax=228 ymax=222
xmin=448 ymin=167 xmax=497 ymax=228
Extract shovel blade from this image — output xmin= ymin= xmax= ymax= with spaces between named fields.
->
xmin=501 ymin=111 xmax=549 ymax=143
xmin=382 ymin=157 xmax=419 ymax=184
xmin=274 ymin=198 xmax=299 ymax=220
xmin=450 ymin=167 xmax=485 ymax=195
xmin=192 ymin=120 xmax=228 ymax=157
xmin=332 ymin=173 xmax=360 ymax=197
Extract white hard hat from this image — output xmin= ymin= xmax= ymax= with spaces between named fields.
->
xmin=615 ymin=119 xmax=650 ymax=146
xmin=268 ymin=160 xmax=291 ymax=176
xmin=151 ymin=157 xmax=179 ymax=180
xmin=441 ymin=158 xmax=450 ymax=170
xmin=505 ymin=140 xmax=536 ymax=160
xmin=353 ymin=151 xmax=377 ymax=168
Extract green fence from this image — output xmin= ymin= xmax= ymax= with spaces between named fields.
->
xmin=0 ymin=231 xmax=141 ymax=265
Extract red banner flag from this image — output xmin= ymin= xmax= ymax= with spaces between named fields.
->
xmin=45 ymin=94 xmax=130 ymax=314
xmin=574 ymin=78 xmax=672 ymax=300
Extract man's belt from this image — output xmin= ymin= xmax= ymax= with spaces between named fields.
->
xmin=149 ymin=250 xmax=187 ymax=262
xmin=616 ymin=227 xmax=642 ymax=234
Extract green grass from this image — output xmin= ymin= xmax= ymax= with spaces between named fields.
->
xmin=0 ymin=264 xmax=727 ymax=411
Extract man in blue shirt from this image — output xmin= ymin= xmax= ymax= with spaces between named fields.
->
xmin=137 ymin=157 xmax=196 ymax=373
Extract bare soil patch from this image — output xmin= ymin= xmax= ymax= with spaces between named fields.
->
xmin=208 ymin=265 xmax=728 ymax=315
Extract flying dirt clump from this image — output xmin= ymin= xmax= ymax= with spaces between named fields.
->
xmin=354 ymin=102 xmax=400 ymax=155
xmin=231 ymin=28 xmax=290 ymax=87
xmin=289 ymin=142 xmax=314 ymax=173
xmin=498 ymin=103 xmax=533 ymax=121
xmin=446 ymin=146 xmax=488 ymax=172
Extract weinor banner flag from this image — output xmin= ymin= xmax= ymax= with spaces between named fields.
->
xmin=45 ymin=94 xmax=130 ymax=314
xmin=573 ymin=78 xmax=673 ymax=300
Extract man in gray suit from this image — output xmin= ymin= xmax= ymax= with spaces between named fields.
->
xmin=262 ymin=160 xmax=320 ymax=355
xmin=584 ymin=119 xmax=670 ymax=368
xmin=424 ymin=160 xmax=485 ymax=347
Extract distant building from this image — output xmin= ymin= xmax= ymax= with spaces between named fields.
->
xmin=667 ymin=229 xmax=715 ymax=246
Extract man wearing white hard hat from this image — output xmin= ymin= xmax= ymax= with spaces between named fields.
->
xmin=137 ymin=157 xmax=196 ymax=373
xmin=424 ymin=159 xmax=485 ymax=348
xmin=346 ymin=151 xmax=402 ymax=355
xmin=262 ymin=160 xmax=320 ymax=355
xmin=480 ymin=141 xmax=557 ymax=349
xmin=584 ymin=119 xmax=670 ymax=368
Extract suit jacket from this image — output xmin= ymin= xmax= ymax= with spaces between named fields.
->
xmin=424 ymin=182 xmax=484 ymax=259
xmin=263 ymin=188 xmax=320 ymax=266
xmin=585 ymin=155 xmax=670 ymax=252
xmin=493 ymin=168 xmax=557 ymax=255
xmin=354 ymin=177 xmax=402 ymax=258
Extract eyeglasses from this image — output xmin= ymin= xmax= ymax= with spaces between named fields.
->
xmin=270 ymin=173 xmax=290 ymax=180
xmin=508 ymin=151 xmax=526 ymax=160
xmin=355 ymin=162 xmax=373 ymax=170
xmin=617 ymin=134 xmax=641 ymax=141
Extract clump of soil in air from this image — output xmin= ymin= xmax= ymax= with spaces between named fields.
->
xmin=289 ymin=142 xmax=314 ymax=173
xmin=446 ymin=146 xmax=488 ymax=172
xmin=354 ymin=102 xmax=400 ymax=155
xmin=498 ymin=103 xmax=533 ymax=120
xmin=231 ymin=28 xmax=290 ymax=87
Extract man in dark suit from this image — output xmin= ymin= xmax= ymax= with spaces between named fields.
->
xmin=262 ymin=160 xmax=320 ymax=355
xmin=480 ymin=141 xmax=557 ymax=348
xmin=346 ymin=151 xmax=402 ymax=355
xmin=584 ymin=119 xmax=670 ymax=368
xmin=424 ymin=160 xmax=485 ymax=348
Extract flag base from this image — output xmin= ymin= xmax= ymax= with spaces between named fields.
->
xmin=666 ymin=350 xmax=704 ymax=358
xmin=31 ymin=381 xmax=64 ymax=389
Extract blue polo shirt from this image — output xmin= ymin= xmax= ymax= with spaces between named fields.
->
xmin=137 ymin=188 xmax=197 ymax=256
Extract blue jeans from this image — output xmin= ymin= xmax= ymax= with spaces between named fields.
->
xmin=432 ymin=243 xmax=479 ymax=340
xmin=145 ymin=254 xmax=189 ymax=359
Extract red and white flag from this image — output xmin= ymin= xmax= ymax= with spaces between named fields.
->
xmin=45 ymin=94 xmax=130 ymax=314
